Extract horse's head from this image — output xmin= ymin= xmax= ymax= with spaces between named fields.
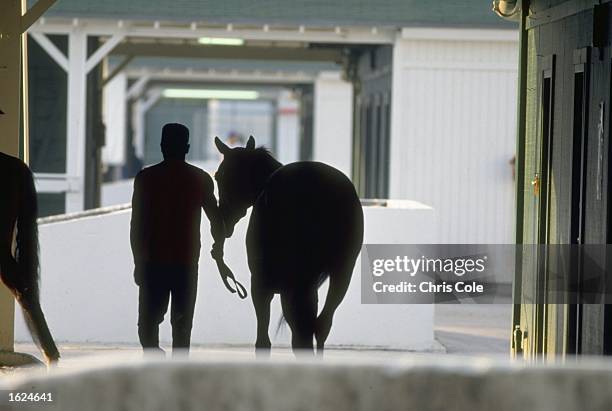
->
xmin=214 ymin=135 xmax=280 ymax=237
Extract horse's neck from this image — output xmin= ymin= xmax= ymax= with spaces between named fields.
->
xmin=252 ymin=157 xmax=282 ymax=199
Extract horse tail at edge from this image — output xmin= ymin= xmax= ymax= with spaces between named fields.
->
xmin=16 ymin=166 xmax=60 ymax=364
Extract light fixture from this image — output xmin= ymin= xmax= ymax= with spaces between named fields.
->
xmin=163 ymin=89 xmax=259 ymax=100
xmin=492 ymin=0 xmax=521 ymax=21
xmin=197 ymin=37 xmax=244 ymax=46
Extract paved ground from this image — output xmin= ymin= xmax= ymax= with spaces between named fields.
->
xmin=3 ymin=301 xmax=512 ymax=373
xmin=433 ymin=301 xmax=512 ymax=355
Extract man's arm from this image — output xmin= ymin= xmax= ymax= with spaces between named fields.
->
xmin=201 ymin=173 xmax=225 ymax=259
xmin=130 ymin=174 xmax=145 ymax=284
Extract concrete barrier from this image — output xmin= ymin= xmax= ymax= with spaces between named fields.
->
xmin=2 ymin=356 xmax=612 ymax=411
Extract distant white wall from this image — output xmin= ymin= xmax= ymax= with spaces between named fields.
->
xmin=16 ymin=202 xmax=437 ymax=351
xmin=313 ymin=71 xmax=353 ymax=178
xmin=390 ymin=28 xmax=518 ymax=245
xmin=101 ymin=179 xmax=134 ymax=207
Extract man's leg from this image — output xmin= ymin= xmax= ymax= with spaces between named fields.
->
xmin=138 ymin=266 xmax=170 ymax=352
xmin=170 ymin=265 xmax=198 ymax=354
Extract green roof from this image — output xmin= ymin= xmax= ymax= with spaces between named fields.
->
xmin=40 ymin=0 xmax=515 ymax=28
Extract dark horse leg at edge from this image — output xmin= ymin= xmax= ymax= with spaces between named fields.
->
xmin=0 ymin=152 xmax=59 ymax=364
xmin=214 ymin=136 xmax=364 ymax=355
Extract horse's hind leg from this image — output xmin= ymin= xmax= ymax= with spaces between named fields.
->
xmin=281 ymin=286 xmax=317 ymax=355
xmin=316 ymin=265 xmax=353 ymax=356
xmin=252 ymin=278 xmax=273 ymax=355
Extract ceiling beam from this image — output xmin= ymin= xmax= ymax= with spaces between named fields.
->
xmin=29 ymin=32 xmax=69 ymax=71
xmin=29 ymin=18 xmax=396 ymax=44
xmin=21 ymin=0 xmax=58 ymax=33
xmin=111 ymin=43 xmax=344 ymax=63
xmin=102 ymin=55 xmax=134 ymax=87
xmin=85 ymin=33 xmax=125 ymax=73
xmin=124 ymin=68 xmax=316 ymax=85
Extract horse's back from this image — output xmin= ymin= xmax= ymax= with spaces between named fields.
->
xmin=0 ymin=152 xmax=28 ymax=196
xmin=0 ymin=151 xmax=27 ymax=185
xmin=0 ymin=152 xmax=28 ymax=242
xmin=266 ymin=160 xmax=361 ymax=218
xmin=249 ymin=162 xmax=363 ymax=275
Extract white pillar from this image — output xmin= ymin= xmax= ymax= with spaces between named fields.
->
xmin=65 ymin=29 xmax=88 ymax=213
xmin=207 ymin=99 xmax=222 ymax=164
xmin=389 ymin=35 xmax=406 ymax=198
xmin=207 ymin=99 xmax=221 ymax=142
xmin=275 ymin=90 xmax=300 ymax=164
xmin=133 ymin=89 xmax=162 ymax=161
xmin=313 ymin=71 xmax=353 ymax=177
xmin=102 ymin=72 xmax=127 ymax=166
xmin=132 ymin=99 xmax=146 ymax=160
xmin=61 ymin=29 xmax=124 ymax=212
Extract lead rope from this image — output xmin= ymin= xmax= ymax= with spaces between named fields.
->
xmin=214 ymin=256 xmax=248 ymax=299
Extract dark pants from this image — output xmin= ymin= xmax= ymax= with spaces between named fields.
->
xmin=138 ymin=263 xmax=198 ymax=353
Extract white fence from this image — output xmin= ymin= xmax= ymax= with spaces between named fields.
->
xmin=16 ymin=201 xmax=438 ymax=351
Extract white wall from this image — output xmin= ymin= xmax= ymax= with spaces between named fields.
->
xmin=390 ymin=28 xmax=518 ymax=244
xmin=313 ymin=71 xmax=353 ymax=178
xmin=16 ymin=202 xmax=437 ymax=351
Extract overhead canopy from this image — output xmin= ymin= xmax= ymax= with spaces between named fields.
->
xmin=36 ymin=0 xmax=514 ymax=28
xmin=110 ymin=56 xmax=339 ymax=73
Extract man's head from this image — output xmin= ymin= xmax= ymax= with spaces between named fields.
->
xmin=160 ymin=123 xmax=190 ymax=160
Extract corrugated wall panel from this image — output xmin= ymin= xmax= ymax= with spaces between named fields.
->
xmin=390 ymin=36 xmax=518 ymax=244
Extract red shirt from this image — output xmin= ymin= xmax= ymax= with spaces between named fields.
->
xmin=130 ymin=160 xmax=214 ymax=266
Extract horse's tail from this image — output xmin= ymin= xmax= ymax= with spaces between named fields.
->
xmin=16 ymin=166 xmax=60 ymax=364
xmin=274 ymin=271 xmax=329 ymax=336
xmin=21 ymin=299 xmax=60 ymax=364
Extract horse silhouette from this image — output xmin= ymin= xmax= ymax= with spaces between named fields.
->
xmin=0 ymin=152 xmax=59 ymax=364
xmin=214 ymin=136 xmax=364 ymax=354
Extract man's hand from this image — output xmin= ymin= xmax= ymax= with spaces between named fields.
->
xmin=211 ymin=242 xmax=224 ymax=261
xmin=202 ymin=171 xmax=226 ymax=260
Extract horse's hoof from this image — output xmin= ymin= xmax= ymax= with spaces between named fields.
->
xmin=44 ymin=354 xmax=60 ymax=367
xmin=255 ymin=347 xmax=271 ymax=358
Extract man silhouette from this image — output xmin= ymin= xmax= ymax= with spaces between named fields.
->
xmin=130 ymin=123 xmax=224 ymax=354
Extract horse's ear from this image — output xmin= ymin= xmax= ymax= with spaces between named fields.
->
xmin=215 ymin=136 xmax=230 ymax=155
xmin=246 ymin=135 xmax=256 ymax=150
